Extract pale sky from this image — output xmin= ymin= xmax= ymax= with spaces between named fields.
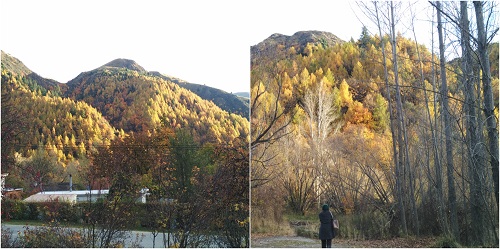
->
xmin=0 ymin=0 xmax=473 ymax=93
xmin=0 ymin=0 xmax=366 ymax=93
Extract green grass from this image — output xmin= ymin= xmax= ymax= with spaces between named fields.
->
xmin=2 ymin=220 xmax=49 ymax=226
xmin=285 ymin=212 xmax=318 ymax=222
xmin=2 ymin=219 xmax=87 ymax=229
xmin=282 ymin=212 xmax=320 ymax=239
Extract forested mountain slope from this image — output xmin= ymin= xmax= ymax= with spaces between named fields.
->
xmin=150 ymin=72 xmax=249 ymax=118
xmin=1 ymin=51 xmax=63 ymax=94
xmin=1 ymin=61 xmax=117 ymax=168
xmin=64 ymin=62 xmax=248 ymax=142
xmin=1 ymin=52 xmax=249 ymax=168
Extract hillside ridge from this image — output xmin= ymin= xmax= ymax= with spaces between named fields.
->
xmin=251 ymin=30 xmax=345 ymax=59
xmin=1 ymin=51 xmax=62 ymax=91
xmin=99 ymin=58 xmax=146 ymax=72
xmin=150 ymin=71 xmax=249 ymax=117
xmin=2 ymin=52 xmax=249 ymax=118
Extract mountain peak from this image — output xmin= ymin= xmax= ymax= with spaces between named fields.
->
xmin=251 ymin=30 xmax=344 ymax=60
xmin=260 ymin=30 xmax=344 ymax=49
xmin=100 ymin=58 xmax=146 ymax=72
xmin=291 ymin=30 xmax=344 ymax=46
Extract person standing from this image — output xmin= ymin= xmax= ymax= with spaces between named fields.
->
xmin=319 ymin=204 xmax=335 ymax=248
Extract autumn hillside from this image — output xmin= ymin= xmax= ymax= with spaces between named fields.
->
xmin=251 ymin=27 xmax=498 ymax=246
xmin=64 ymin=59 xmax=248 ymax=141
xmin=150 ymin=72 xmax=249 ymax=117
xmin=1 ymin=60 xmax=117 ymax=163
xmin=1 ymin=51 xmax=249 ymax=169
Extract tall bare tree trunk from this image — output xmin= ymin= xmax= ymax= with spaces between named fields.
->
xmin=407 ymin=4 xmax=434 ymax=237
xmin=460 ymin=2 xmax=483 ymax=245
xmin=438 ymin=0 xmax=459 ymax=239
xmin=436 ymin=1 xmax=459 ymax=240
xmin=473 ymin=1 xmax=498 ymax=245
xmin=429 ymin=7 xmax=440 ymax=229
xmin=373 ymin=1 xmax=407 ymax=235
xmin=434 ymin=1 xmax=451 ymax=236
xmin=473 ymin=1 xmax=499 ymax=207
xmin=389 ymin=2 xmax=408 ymax=235
xmin=459 ymin=2 xmax=477 ymax=244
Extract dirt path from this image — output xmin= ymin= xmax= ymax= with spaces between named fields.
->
xmin=251 ymin=235 xmax=439 ymax=248
xmin=251 ymin=236 xmax=349 ymax=248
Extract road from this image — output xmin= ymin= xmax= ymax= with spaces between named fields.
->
xmin=1 ymin=224 xmax=170 ymax=248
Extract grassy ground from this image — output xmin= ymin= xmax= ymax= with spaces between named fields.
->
xmin=2 ymin=220 xmax=47 ymax=226
xmin=251 ymin=211 xmax=320 ymax=240
xmin=251 ymin=214 xmax=295 ymax=236
xmin=287 ymin=213 xmax=320 ymax=239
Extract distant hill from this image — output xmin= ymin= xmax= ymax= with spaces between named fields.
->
xmin=150 ymin=72 xmax=249 ymax=118
xmin=234 ymin=92 xmax=250 ymax=98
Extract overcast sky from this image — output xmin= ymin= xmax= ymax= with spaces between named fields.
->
xmin=1 ymin=0 xmax=462 ymax=93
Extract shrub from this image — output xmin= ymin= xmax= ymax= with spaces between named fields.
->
xmin=338 ymin=211 xmax=391 ymax=240
xmin=37 ymin=201 xmax=80 ymax=223
xmin=354 ymin=210 xmax=391 ymax=239
xmin=432 ymin=236 xmax=461 ymax=248
xmin=1 ymin=199 xmax=35 ymax=220
xmin=8 ymin=223 xmax=89 ymax=248
xmin=296 ymin=225 xmax=318 ymax=239
xmin=418 ymin=197 xmax=441 ymax=236
xmin=2 ymin=200 xmax=82 ymax=223
xmin=251 ymin=185 xmax=290 ymax=236
xmin=25 ymin=202 xmax=40 ymax=220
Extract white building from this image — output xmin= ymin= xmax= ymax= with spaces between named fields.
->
xmin=23 ymin=188 xmax=150 ymax=204
xmin=24 ymin=190 xmax=109 ymax=204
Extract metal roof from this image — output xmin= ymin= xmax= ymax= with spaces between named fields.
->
xmin=23 ymin=190 xmax=109 ymax=203
xmin=37 ymin=190 xmax=109 ymax=195
xmin=24 ymin=194 xmax=77 ymax=203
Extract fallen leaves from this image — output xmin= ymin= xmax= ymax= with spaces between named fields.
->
xmin=336 ymin=236 xmax=438 ymax=248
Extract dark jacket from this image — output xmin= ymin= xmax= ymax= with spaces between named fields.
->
xmin=319 ymin=210 xmax=335 ymax=240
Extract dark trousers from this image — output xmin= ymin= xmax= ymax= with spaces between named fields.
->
xmin=321 ymin=239 xmax=332 ymax=248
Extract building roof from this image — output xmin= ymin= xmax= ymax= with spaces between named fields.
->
xmin=23 ymin=190 xmax=109 ymax=203
xmin=37 ymin=190 xmax=109 ymax=195
xmin=24 ymin=193 xmax=77 ymax=203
